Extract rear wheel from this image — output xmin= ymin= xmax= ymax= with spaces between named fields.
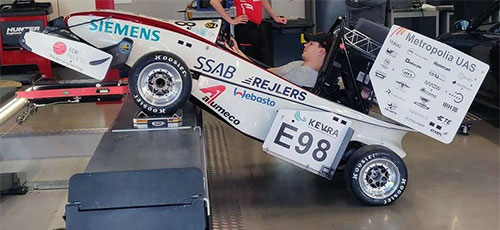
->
xmin=345 ymin=145 xmax=408 ymax=206
xmin=129 ymin=51 xmax=191 ymax=115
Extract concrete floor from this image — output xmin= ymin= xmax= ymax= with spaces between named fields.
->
xmin=0 ymin=100 xmax=498 ymax=230
xmin=204 ymin=113 xmax=500 ymax=230
xmin=0 ymin=103 xmax=122 ymax=230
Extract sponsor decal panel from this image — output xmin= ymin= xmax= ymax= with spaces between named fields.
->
xmin=233 ymin=88 xmax=276 ymax=107
xmin=200 ymin=85 xmax=241 ymax=125
xmin=370 ymin=25 xmax=489 ymax=143
xmin=242 ymin=76 xmax=307 ymax=101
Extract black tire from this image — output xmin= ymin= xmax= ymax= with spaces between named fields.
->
xmin=129 ymin=51 xmax=192 ymax=115
xmin=345 ymin=145 xmax=408 ymax=206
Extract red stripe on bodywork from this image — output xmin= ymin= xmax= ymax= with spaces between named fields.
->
xmin=64 ymin=11 xmax=304 ymax=89
xmin=65 ymin=11 xmax=213 ymax=44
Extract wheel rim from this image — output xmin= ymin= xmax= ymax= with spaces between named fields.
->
xmin=137 ymin=62 xmax=183 ymax=107
xmin=358 ymin=158 xmax=400 ymax=200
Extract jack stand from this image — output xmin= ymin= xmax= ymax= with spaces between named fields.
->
xmin=133 ymin=109 xmax=183 ymax=129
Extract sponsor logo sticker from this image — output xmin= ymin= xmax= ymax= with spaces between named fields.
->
xmin=200 ymin=85 xmax=241 ymax=125
xmin=233 ymin=88 xmax=276 ymax=107
xmin=53 ymin=42 xmax=67 ymax=55
xmin=242 ymin=76 xmax=307 ymax=101
xmin=194 ymin=56 xmax=236 ymax=79
xmin=205 ymin=22 xmax=218 ymax=28
xmin=442 ymin=102 xmax=459 ymax=113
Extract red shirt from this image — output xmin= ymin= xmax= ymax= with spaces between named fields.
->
xmin=235 ymin=0 xmax=263 ymax=25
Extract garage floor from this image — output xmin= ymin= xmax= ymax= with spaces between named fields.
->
xmin=203 ymin=113 xmax=499 ymax=230
xmin=0 ymin=102 xmax=498 ymax=230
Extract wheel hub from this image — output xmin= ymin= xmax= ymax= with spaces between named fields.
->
xmin=136 ymin=62 xmax=183 ymax=107
xmin=358 ymin=158 xmax=400 ymax=199
xmin=147 ymin=71 xmax=173 ymax=96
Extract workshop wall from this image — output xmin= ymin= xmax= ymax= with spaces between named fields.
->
xmin=316 ymin=0 xmax=347 ymax=32
xmin=115 ymin=0 xmax=188 ymax=20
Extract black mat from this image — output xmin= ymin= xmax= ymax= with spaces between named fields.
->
xmin=0 ymin=65 xmax=41 ymax=84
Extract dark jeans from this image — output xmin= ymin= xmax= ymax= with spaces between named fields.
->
xmin=234 ymin=22 xmax=270 ymax=65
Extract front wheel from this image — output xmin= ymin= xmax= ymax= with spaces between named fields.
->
xmin=129 ymin=51 xmax=192 ymax=115
xmin=345 ymin=145 xmax=408 ymax=206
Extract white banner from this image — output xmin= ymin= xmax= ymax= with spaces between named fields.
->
xmin=263 ymin=110 xmax=353 ymax=179
xmin=370 ymin=26 xmax=489 ymax=144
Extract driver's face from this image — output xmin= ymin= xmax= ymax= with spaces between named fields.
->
xmin=302 ymin=41 xmax=323 ymax=60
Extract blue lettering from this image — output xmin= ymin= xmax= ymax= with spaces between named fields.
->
xmin=130 ymin=26 xmax=139 ymax=38
xmin=212 ymin=63 xmax=224 ymax=76
xmin=223 ymin=66 xmax=236 ymax=79
xmin=298 ymin=91 xmax=307 ymax=101
xmin=89 ymin=21 xmax=98 ymax=31
xmin=99 ymin=20 xmax=104 ymax=32
xmin=283 ymin=87 xmax=291 ymax=97
xmin=114 ymin=23 xmax=128 ymax=36
xmin=104 ymin=21 xmax=113 ymax=33
xmin=140 ymin=27 xmax=151 ymax=40
xmin=194 ymin=56 xmax=205 ymax=70
xmin=204 ymin=59 xmax=215 ymax=72
xmin=252 ymin=77 xmax=262 ymax=87
xmin=151 ymin=30 xmax=160 ymax=41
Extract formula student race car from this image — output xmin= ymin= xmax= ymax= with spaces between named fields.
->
xmin=18 ymin=10 xmax=485 ymax=206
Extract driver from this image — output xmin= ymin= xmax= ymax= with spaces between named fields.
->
xmin=226 ymin=32 xmax=334 ymax=88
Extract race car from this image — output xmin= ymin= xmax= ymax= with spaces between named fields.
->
xmin=19 ymin=10 xmax=437 ymax=206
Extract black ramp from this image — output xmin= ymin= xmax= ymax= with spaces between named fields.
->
xmin=66 ymin=168 xmax=206 ymax=230
xmin=66 ymin=199 xmax=205 ymax=230
xmin=65 ymin=97 xmax=208 ymax=230
xmin=68 ymin=168 xmax=204 ymax=210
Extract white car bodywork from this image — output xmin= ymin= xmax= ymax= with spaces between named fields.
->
xmin=65 ymin=11 xmax=411 ymax=157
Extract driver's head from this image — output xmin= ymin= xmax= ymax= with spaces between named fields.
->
xmin=302 ymin=32 xmax=333 ymax=63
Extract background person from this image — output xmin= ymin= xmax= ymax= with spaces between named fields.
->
xmin=210 ymin=0 xmax=287 ymax=63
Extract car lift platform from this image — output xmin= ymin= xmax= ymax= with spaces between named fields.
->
xmin=65 ymin=96 xmax=209 ymax=230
